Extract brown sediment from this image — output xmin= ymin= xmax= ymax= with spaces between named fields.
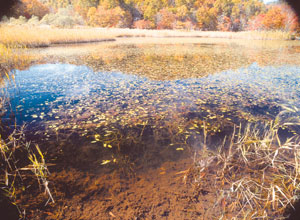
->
xmin=30 ymin=157 xmax=218 ymax=220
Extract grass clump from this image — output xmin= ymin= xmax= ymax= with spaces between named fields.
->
xmin=195 ymin=119 xmax=300 ymax=219
xmin=0 ymin=127 xmax=53 ymax=218
xmin=0 ymin=43 xmax=34 ymax=85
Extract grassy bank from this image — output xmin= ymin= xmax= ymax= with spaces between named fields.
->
xmin=0 ymin=26 xmax=116 ymax=48
xmin=0 ymin=25 xmax=295 ymax=48
xmin=194 ymin=118 xmax=300 ymax=219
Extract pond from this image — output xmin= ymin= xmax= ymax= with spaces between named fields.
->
xmin=2 ymin=38 xmax=300 ymax=171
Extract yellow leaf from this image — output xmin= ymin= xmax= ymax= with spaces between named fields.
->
xmin=101 ymin=160 xmax=111 ymax=165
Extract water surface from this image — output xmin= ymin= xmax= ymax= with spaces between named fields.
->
xmin=2 ymin=38 xmax=300 ymax=169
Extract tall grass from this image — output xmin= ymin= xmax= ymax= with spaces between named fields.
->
xmin=0 ymin=26 xmax=116 ymax=48
xmin=194 ymin=118 xmax=300 ymax=219
xmin=0 ymin=36 xmax=51 ymax=217
xmin=0 ymin=43 xmax=34 ymax=85
xmin=0 ymin=127 xmax=53 ymax=218
xmin=0 ymin=25 xmax=295 ymax=49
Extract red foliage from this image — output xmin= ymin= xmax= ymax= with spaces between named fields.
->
xmin=247 ymin=4 xmax=299 ymax=31
xmin=156 ymin=8 xmax=176 ymax=30
xmin=217 ymin=16 xmax=231 ymax=31
xmin=247 ymin=14 xmax=265 ymax=31
xmin=133 ymin=20 xmax=154 ymax=29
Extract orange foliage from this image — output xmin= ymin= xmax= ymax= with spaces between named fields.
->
xmin=247 ymin=14 xmax=265 ymax=31
xmin=156 ymin=8 xmax=176 ymax=30
xmin=87 ymin=6 xmax=132 ymax=28
xmin=217 ymin=16 xmax=231 ymax=31
xmin=262 ymin=6 xmax=287 ymax=30
xmin=133 ymin=20 xmax=155 ymax=29
xmin=17 ymin=0 xmax=49 ymax=19
xmin=247 ymin=4 xmax=299 ymax=31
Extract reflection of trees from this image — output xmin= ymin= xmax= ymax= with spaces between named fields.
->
xmin=83 ymin=44 xmax=253 ymax=80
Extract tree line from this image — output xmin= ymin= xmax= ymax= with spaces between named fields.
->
xmin=4 ymin=0 xmax=299 ymax=31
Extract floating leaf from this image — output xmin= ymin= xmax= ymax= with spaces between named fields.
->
xmin=101 ymin=160 xmax=111 ymax=165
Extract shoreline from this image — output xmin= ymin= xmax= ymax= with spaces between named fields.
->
xmin=0 ymin=25 xmax=297 ymax=48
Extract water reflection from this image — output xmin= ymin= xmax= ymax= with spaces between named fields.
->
xmin=28 ymin=38 xmax=300 ymax=81
xmin=4 ymin=63 xmax=300 ymax=134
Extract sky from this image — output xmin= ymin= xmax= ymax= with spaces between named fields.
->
xmin=263 ymin=0 xmax=278 ymax=4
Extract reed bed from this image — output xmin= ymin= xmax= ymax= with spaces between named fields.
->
xmin=0 ymin=25 xmax=295 ymax=49
xmin=194 ymin=120 xmax=300 ymax=219
xmin=0 ymin=26 xmax=116 ymax=48
xmin=0 ymin=43 xmax=34 ymax=85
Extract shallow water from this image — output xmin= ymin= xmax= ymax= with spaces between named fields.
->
xmin=2 ymin=38 xmax=300 ymax=168
xmin=5 ymin=63 xmax=300 ymax=125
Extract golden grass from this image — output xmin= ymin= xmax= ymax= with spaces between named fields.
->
xmin=0 ymin=43 xmax=34 ymax=85
xmin=0 ymin=128 xmax=53 ymax=217
xmin=195 ymin=119 xmax=300 ymax=219
xmin=0 ymin=26 xmax=116 ymax=47
xmin=0 ymin=25 xmax=295 ymax=48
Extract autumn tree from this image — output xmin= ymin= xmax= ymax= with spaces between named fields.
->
xmin=86 ymin=6 xmax=98 ymax=26
xmin=262 ymin=6 xmax=287 ymax=30
xmin=279 ymin=3 xmax=299 ymax=31
xmin=156 ymin=8 xmax=176 ymax=29
xmin=87 ymin=5 xmax=132 ymax=27
xmin=73 ymin=0 xmax=99 ymax=18
xmin=45 ymin=0 xmax=72 ymax=10
xmin=99 ymin=0 xmax=120 ymax=9
xmin=247 ymin=13 xmax=265 ymax=30
xmin=176 ymin=5 xmax=189 ymax=21
xmin=194 ymin=0 xmax=218 ymax=30
xmin=16 ymin=0 xmax=50 ymax=19
xmin=133 ymin=19 xmax=155 ymax=29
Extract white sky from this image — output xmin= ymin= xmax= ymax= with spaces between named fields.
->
xmin=263 ymin=0 xmax=278 ymax=4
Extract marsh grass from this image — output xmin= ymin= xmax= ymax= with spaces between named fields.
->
xmin=0 ymin=127 xmax=53 ymax=218
xmin=247 ymin=30 xmax=294 ymax=41
xmin=0 ymin=43 xmax=34 ymax=86
xmin=0 ymin=26 xmax=115 ymax=48
xmin=0 ymin=44 xmax=52 ymax=216
xmin=194 ymin=118 xmax=300 ymax=219
xmin=0 ymin=25 xmax=295 ymax=49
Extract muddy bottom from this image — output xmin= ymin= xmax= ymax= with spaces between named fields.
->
xmin=24 ymin=156 xmax=217 ymax=220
